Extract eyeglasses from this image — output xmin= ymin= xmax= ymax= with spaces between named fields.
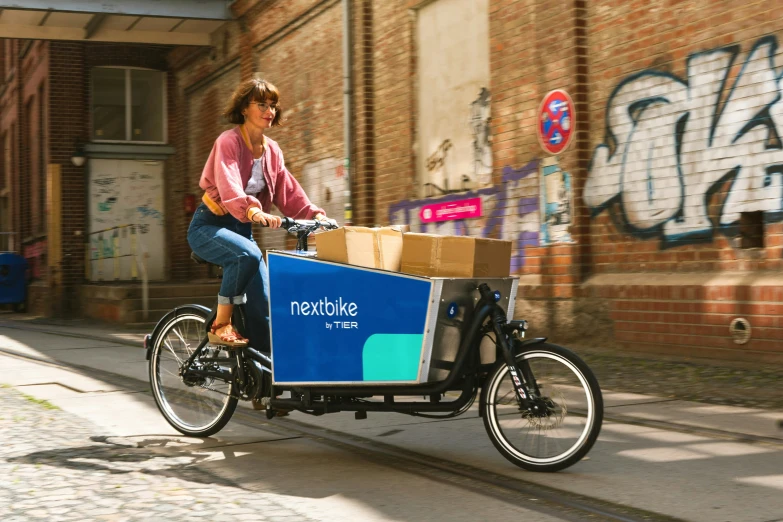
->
xmin=254 ymin=102 xmax=278 ymax=113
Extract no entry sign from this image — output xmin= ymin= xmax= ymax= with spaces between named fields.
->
xmin=537 ymin=89 xmax=574 ymax=155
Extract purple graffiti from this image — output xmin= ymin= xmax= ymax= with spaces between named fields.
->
xmin=389 ymin=159 xmax=540 ymax=272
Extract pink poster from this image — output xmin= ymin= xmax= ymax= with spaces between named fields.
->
xmin=419 ymin=197 xmax=482 ymax=223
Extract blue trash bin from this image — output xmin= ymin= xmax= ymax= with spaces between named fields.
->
xmin=0 ymin=253 xmax=27 ymax=311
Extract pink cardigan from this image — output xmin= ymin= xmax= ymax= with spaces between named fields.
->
xmin=199 ymin=127 xmax=324 ymax=223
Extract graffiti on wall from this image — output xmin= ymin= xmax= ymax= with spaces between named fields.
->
xmin=424 ymin=139 xmax=454 ymax=195
xmin=470 ymin=88 xmax=492 ymax=185
xmin=390 ymin=159 xmax=540 ymax=272
xmin=88 ymin=159 xmax=166 ymax=281
xmin=584 ymin=35 xmax=783 ymax=246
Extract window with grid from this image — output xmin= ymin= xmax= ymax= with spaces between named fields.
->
xmin=91 ymin=67 xmax=167 ymax=143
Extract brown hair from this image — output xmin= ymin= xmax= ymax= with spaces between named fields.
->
xmin=222 ymin=78 xmax=283 ymax=126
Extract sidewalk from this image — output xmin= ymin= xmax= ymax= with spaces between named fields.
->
xmin=1 ymin=312 xmax=781 ymax=443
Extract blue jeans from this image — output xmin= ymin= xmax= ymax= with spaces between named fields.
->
xmin=187 ymin=203 xmax=270 ymax=351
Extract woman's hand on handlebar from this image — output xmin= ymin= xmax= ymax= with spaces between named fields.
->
xmin=250 ymin=210 xmax=282 ymax=228
xmin=314 ymin=213 xmax=338 ymax=229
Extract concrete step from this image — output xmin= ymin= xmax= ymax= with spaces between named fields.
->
xmin=81 ymin=282 xmax=222 ymax=301
xmin=124 ymin=296 xmax=216 ymax=310
xmin=82 ymin=298 xmax=215 ymax=324
xmin=125 ymin=309 xmax=187 ymax=325
xmin=82 ymin=302 xmax=177 ymax=325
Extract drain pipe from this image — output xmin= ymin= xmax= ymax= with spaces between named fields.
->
xmin=342 ymin=0 xmax=353 ymax=225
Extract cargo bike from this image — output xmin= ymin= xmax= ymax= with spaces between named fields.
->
xmin=146 ymin=218 xmax=603 ymax=472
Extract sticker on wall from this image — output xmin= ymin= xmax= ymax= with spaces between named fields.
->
xmin=537 ymin=89 xmax=575 ymax=155
xmin=419 ymin=197 xmax=482 ymax=223
xmin=539 ymin=157 xmax=573 ymax=245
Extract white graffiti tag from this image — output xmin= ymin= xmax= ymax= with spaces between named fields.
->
xmin=584 ymin=36 xmax=783 ymax=243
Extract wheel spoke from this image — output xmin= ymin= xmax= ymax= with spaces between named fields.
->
xmin=171 ymin=326 xmax=194 ymax=357
xmin=150 ymin=313 xmax=237 ymax=437
xmin=162 ymin=338 xmax=185 ymax=365
xmin=483 ymin=346 xmax=602 ymax=472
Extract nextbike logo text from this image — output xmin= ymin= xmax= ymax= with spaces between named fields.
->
xmin=290 ymin=297 xmax=358 ymax=317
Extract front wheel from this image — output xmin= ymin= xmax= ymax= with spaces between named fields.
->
xmin=482 ymin=343 xmax=603 ymax=472
xmin=149 ymin=306 xmax=238 ymax=437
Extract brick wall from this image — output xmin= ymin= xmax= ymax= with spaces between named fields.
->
xmin=351 ymin=0 xmax=376 ymax=225
xmin=1 ymin=40 xmax=21 ymax=254
xmin=48 ymin=42 xmax=85 ymax=313
xmin=373 ymin=0 xmax=415 ymax=224
xmin=572 ymin=1 xmax=783 ymax=361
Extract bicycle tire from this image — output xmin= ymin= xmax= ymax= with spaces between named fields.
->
xmin=149 ymin=306 xmax=238 ymax=437
xmin=482 ymin=342 xmax=603 ymax=472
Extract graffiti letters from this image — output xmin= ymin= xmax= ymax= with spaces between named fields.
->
xmin=584 ymin=35 xmax=783 ymax=245
xmin=98 ymin=197 xmax=117 ymax=212
xmin=136 ymin=205 xmax=162 ymax=220
xmin=426 ymin=139 xmax=453 ymax=171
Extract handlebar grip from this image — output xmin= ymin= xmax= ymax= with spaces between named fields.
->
xmin=280 ymin=217 xmax=296 ymax=228
xmin=254 ymin=216 xmax=294 ymax=228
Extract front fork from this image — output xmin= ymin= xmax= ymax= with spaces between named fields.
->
xmin=479 ymin=284 xmax=542 ymax=410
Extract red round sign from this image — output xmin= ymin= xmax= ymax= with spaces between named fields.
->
xmin=537 ymin=89 xmax=575 ymax=155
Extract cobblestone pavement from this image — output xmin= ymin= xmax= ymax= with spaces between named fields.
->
xmin=0 ymin=386 xmax=316 ymax=522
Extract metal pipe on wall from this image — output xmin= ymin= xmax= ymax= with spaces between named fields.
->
xmin=342 ymin=0 xmax=353 ymax=225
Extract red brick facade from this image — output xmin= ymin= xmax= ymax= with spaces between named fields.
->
xmin=2 ymin=0 xmax=782 ymax=363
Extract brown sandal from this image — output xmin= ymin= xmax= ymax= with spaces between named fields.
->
xmin=208 ymin=322 xmax=248 ymax=347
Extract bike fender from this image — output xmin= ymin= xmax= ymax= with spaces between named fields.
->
xmin=145 ymin=304 xmax=212 ymax=361
xmin=515 ymin=337 xmax=548 ymax=350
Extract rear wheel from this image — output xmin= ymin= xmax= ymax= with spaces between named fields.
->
xmin=482 ymin=343 xmax=603 ymax=472
xmin=149 ymin=307 xmax=237 ymax=437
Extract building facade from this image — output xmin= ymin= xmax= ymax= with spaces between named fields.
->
xmin=2 ymin=0 xmax=781 ymax=364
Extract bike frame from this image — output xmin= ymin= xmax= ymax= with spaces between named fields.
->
xmin=145 ymin=284 xmax=546 ymax=419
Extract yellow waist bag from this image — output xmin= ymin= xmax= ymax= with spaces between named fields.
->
xmin=202 ymin=192 xmax=228 ymax=216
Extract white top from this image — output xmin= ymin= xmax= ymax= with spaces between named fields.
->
xmin=244 ymin=152 xmax=267 ymax=196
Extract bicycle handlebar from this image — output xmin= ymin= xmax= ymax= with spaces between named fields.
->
xmin=259 ymin=216 xmax=339 ymax=231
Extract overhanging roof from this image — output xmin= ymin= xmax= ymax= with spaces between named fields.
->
xmin=0 ymin=0 xmax=235 ymax=46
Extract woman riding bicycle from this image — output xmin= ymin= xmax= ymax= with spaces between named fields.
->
xmin=188 ymin=78 xmax=330 ymax=349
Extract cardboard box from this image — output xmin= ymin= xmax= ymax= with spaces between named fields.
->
xmin=315 ymin=226 xmax=407 ymax=271
xmin=400 ymin=233 xmax=512 ymax=278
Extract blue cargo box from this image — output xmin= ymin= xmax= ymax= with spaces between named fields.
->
xmin=268 ymin=251 xmax=518 ymax=385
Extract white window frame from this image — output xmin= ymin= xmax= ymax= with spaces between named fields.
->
xmin=91 ymin=66 xmax=168 ymax=144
